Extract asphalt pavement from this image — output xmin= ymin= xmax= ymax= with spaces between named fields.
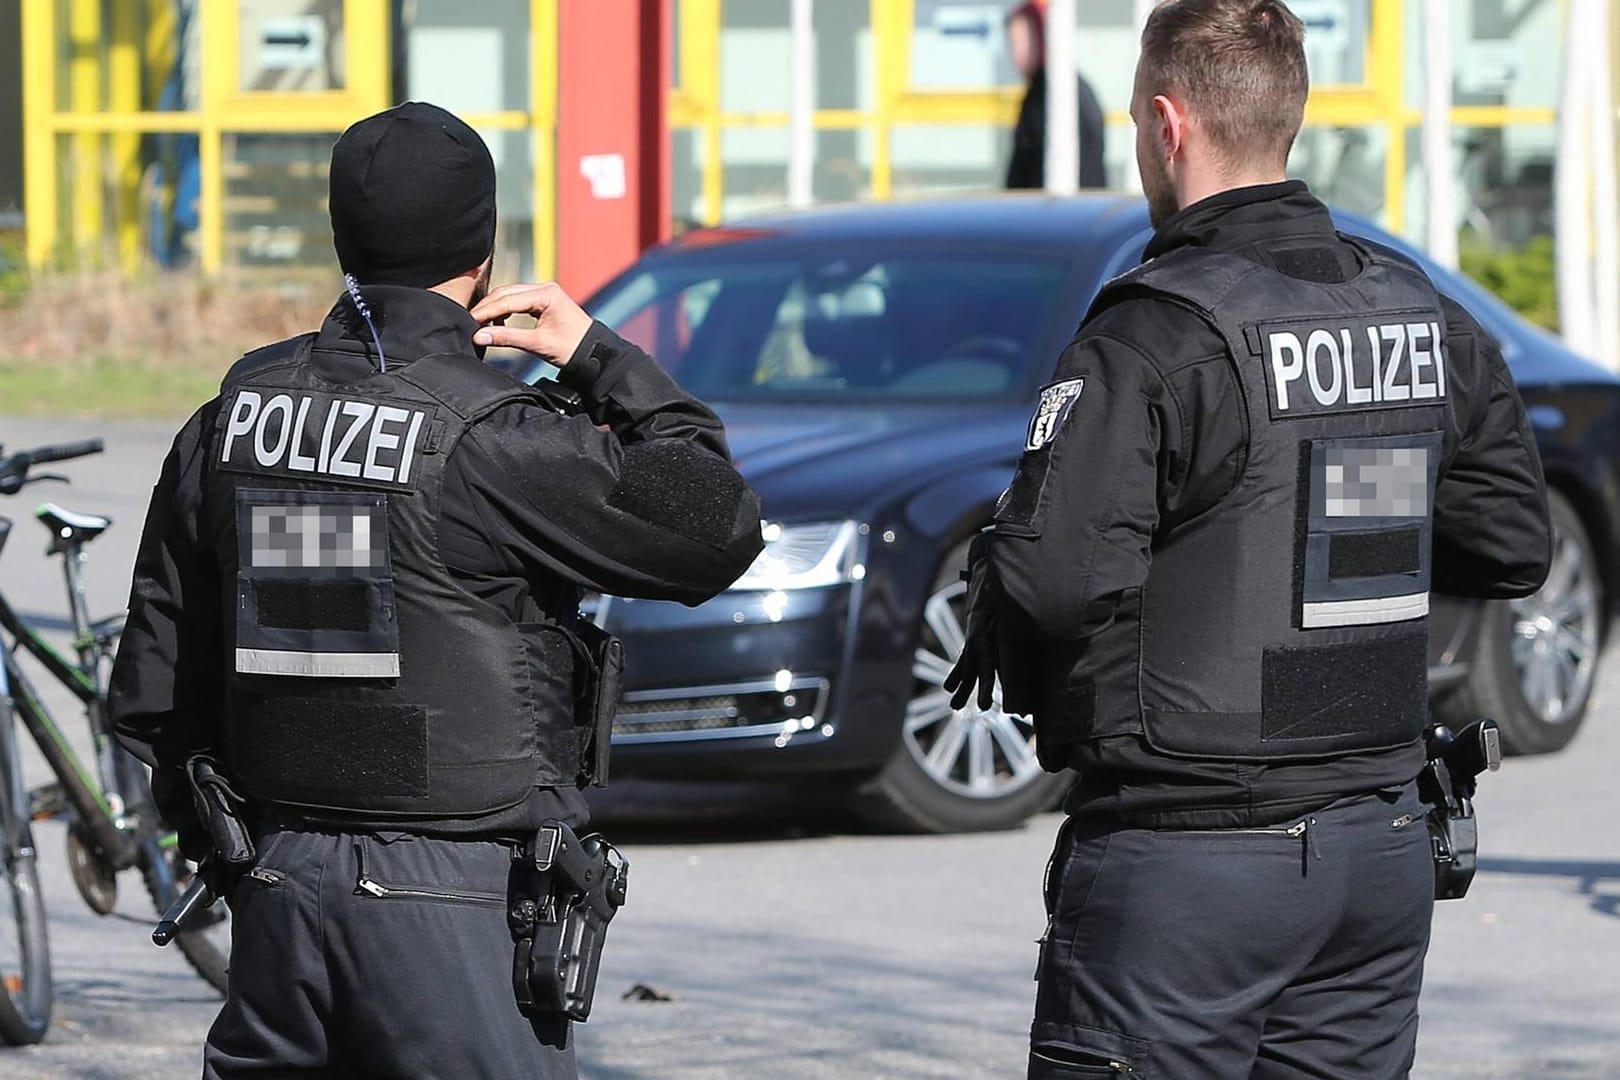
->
xmin=0 ymin=414 xmax=1616 ymax=1079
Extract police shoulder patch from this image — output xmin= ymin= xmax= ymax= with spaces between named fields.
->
xmin=1025 ymin=377 xmax=1085 ymax=452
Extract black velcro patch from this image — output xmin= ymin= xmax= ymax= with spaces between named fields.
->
xmin=608 ymin=442 xmax=747 ymax=550
xmin=232 ymin=699 xmax=429 ymax=801
xmin=1261 ymin=627 xmax=1426 ymax=744
xmin=1270 ymin=245 xmax=1350 ymax=285
xmin=256 ymin=580 xmax=371 ymax=632
xmin=1328 ymin=527 xmax=1422 ymax=580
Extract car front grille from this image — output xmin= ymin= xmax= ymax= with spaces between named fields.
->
xmin=612 ymin=677 xmax=830 ymax=743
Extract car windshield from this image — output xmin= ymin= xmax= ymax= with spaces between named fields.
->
xmin=588 ymin=249 xmax=1072 ymax=401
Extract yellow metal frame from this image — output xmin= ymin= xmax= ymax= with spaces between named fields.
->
xmin=667 ymin=0 xmax=1558 ymax=229
xmin=20 ymin=0 xmax=1568 ymax=272
xmin=22 ymin=0 xmax=559 ymax=280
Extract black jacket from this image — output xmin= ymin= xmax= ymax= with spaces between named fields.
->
xmin=110 ymin=286 xmax=764 ymax=841
xmin=1006 ymin=68 xmax=1108 ymax=190
xmin=986 ymin=181 xmax=1551 ymax=828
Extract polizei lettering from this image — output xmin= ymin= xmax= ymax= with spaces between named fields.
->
xmin=1262 ymin=317 xmax=1446 ymax=420
xmin=219 ymin=389 xmax=429 ymax=488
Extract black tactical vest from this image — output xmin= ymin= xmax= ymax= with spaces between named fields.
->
xmin=1071 ymin=239 xmax=1449 ymax=762
xmin=205 ymin=335 xmax=585 ymax=819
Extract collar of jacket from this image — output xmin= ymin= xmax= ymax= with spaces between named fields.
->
xmin=312 ymin=283 xmax=482 ymax=373
xmin=1142 ymin=179 xmax=1339 ymax=262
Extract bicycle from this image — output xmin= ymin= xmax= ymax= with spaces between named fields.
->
xmin=0 ymin=439 xmax=230 ymax=1046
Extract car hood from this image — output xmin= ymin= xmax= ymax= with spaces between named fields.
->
xmin=713 ymin=400 xmax=1027 ymax=520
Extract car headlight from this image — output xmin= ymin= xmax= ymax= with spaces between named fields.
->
xmin=732 ymin=520 xmax=863 ymax=591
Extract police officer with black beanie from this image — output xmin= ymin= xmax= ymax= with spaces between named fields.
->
xmin=945 ymin=3 xmax=1551 ymax=1077
xmin=110 ymin=101 xmax=763 ymax=1077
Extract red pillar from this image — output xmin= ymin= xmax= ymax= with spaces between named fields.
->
xmin=555 ymin=0 xmax=671 ymax=298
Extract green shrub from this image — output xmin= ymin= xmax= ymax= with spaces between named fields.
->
xmin=1459 ymin=234 xmax=1559 ymax=332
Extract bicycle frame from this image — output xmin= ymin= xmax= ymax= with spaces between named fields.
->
xmin=0 ymin=519 xmax=137 ymax=867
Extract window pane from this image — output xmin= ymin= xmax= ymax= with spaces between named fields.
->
xmin=1403 ymin=0 xmax=1560 ymax=111
xmin=402 ymin=0 xmax=530 ymax=111
xmin=592 ymin=251 xmax=1071 ymax=402
xmin=226 ymin=133 xmax=338 ymax=270
xmin=1407 ymin=123 xmax=1555 ymax=251
xmin=891 ymin=123 xmax=1008 ymax=196
xmin=1286 ymin=0 xmax=1371 ymax=87
xmin=1288 ymin=124 xmax=1388 ymax=225
xmin=720 ymin=128 xmax=788 ymax=219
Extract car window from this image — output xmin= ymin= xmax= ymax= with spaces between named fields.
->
xmin=590 ymin=251 xmax=1071 ymax=402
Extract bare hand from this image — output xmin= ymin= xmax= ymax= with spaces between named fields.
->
xmin=471 ymin=282 xmax=593 ymax=368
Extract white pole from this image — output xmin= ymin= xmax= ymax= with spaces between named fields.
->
xmin=787 ymin=0 xmax=815 ymax=209
xmin=1555 ymin=0 xmax=1596 ymax=354
xmin=1045 ymin=0 xmax=1079 ymax=194
xmin=1421 ymin=0 xmax=1457 ymax=269
xmin=1586 ymin=2 xmax=1619 ymax=369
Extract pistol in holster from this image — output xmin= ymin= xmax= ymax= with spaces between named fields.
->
xmin=1418 ymin=718 xmax=1501 ymax=901
xmin=508 ymin=819 xmax=629 ymax=1022
xmin=153 ymin=753 xmax=255 ymax=946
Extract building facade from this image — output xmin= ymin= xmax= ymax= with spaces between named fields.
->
xmin=11 ymin=0 xmax=1597 ymax=283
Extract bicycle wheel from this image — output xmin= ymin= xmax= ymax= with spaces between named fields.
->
xmin=0 ymin=814 xmax=52 ymax=1044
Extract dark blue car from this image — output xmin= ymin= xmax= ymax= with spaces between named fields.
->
xmin=521 ymin=195 xmax=1618 ymax=832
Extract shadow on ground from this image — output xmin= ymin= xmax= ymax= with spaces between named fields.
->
xmin=1477 ymin=856 xmax=1620 ymax=919
xmin=586 ymin=779 xmax=872 ymax=845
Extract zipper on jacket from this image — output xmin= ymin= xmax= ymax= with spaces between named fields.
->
xmin=352 ymin=843 xmax=506 ymax=906
xmin=247 ymin=866 xmax=284 ymax=886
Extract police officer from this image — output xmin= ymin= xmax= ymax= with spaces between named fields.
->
xmin=110 ymin=102 xmax=763 ymax=1078
xmin=945 ymin=3 xmax=1551 ymax=1076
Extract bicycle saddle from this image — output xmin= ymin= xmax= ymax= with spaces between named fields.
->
xmin=35 ymin=502 xmax=112 ymax=544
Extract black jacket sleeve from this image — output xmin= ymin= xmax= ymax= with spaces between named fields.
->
xmin=444 ymin=321 xmax=764 ymax=604
xmin=1432 ymin=296 xmax=1552 ymax=598
xmin=985 ymin=302 xmax=1242 ymax=641
xmin=109 ymin=403 xmax=225 ymax=844
xmin=988 ymin=326 xmax=1170 ymax=639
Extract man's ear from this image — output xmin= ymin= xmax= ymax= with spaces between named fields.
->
xmin=1152 ymin=94 xmax=1186 ymax=164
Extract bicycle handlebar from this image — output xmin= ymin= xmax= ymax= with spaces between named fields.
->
xmin=28 ymin=439 xmax=104 ymax=465
xmin=0 ymin=439 xmax=104 ymax=494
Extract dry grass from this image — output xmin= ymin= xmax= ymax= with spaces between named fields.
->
xmin=0 ymin=268 xmax=333 ymax=419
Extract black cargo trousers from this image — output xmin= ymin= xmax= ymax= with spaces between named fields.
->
xmin=1028 ymin=785 xmax=1434 ymax=1079
xmin=203 ymin=824 xmax=574 ymax=1079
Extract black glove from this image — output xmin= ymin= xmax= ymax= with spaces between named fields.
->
xmin=944 ymin=532 xmax=1000 ymax=712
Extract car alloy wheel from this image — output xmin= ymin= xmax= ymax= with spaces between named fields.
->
xmin=1509 ymin=515 xmax=1601 ymax=728
xmin=906 ymin=580 xmax=1046 ymax=799
xmin=1436 ymin=489 xmax=1602 ymax=755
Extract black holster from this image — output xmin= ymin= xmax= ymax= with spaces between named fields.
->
xmin=1418 ymin=718 xmax=1501 ymax=901
xmin=154 ymin=754 xmax=255 ymax=946
xmin=559 ymin=620 xmax=624 ymax=788
xmin=509 ymin=819 xmax=629 ymax=1022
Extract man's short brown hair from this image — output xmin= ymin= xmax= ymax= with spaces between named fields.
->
xmin=1138 ymin=0 xmax=1308 ymax=173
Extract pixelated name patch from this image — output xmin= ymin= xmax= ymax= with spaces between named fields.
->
xmin=1321 ymin=446 xmax=1429 ymax=518
xmin=249 ymin=504 xmax=386 ymax=572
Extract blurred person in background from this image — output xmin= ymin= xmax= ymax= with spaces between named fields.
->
xmin=1005 ymin=0 xmax=1108 ymax=190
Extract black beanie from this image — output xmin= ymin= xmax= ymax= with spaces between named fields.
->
xmin=328 ymin=102 xmax=497 ymax=288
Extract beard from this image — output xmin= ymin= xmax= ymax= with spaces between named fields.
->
xmin=1140 ymin=154 xmax=1179 ymax=229
xmin=469 ymin=260 xmax=493 ymax=308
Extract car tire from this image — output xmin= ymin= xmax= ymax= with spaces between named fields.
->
xmin=850 ymin=542 xmax=1072 ymax=833
xmin=1435 ymin=489 xmax=1603 ymax=754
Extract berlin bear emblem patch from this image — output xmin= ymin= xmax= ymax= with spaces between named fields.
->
xmin=1025 ymin=378 xmax=1085 ymax=451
